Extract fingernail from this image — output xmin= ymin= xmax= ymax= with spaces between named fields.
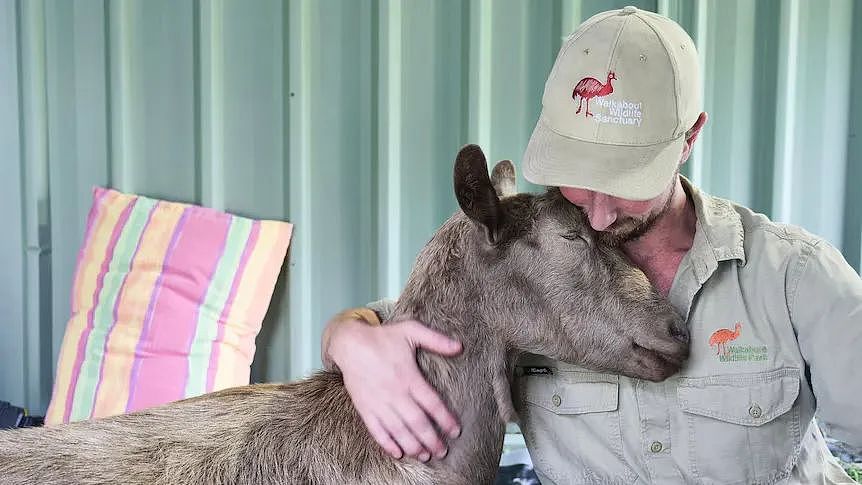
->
xmin=436 ymin=447 xmax=448 ymax=459
xmin=450 ymin=427 xmax=461 ymax=439
xmin=419 ymin=452 xmax=430 ymax=462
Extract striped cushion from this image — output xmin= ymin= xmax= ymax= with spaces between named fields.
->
xmin=45 ymin=187 xmax=292 ymax=424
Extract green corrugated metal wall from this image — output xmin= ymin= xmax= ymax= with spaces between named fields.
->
xmin=1 ymin=0 xmax=860 ymax=414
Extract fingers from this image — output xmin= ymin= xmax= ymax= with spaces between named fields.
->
xmin=364 ymin=413 xmax=403 ymax=459
xmin=396 ymin=397 xmax=448 ymax=460
xmin=410 ymin=379 xmax=461 ymax=442
xmin=352 ymin=388 xmax=434 ymax=462
xmin=401 ymin=320 xmax=462 ymax=356
xmin=380 ymin=403 xmax=429 ymax=461
xmin=358 ymin=371 xmax=458 ymax=461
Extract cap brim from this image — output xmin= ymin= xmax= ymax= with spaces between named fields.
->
xmin=522 ymin=115 xmax=684 ymax=201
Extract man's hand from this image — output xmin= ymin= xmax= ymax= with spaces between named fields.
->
xmin=326 ymin=317 xmax=462 ymax=462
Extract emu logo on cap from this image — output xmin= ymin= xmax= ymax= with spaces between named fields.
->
xmin=572 ymin=72 xmax=644 ymax=127
xmin=572 ymin=71 xmax=616 ymax=117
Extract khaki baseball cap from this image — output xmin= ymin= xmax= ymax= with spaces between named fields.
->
xmin=522 ymin=6 xmax=702 ymax=200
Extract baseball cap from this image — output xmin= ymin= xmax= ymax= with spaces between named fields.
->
xmin=522 ymin=6 xmax=702 ymax=200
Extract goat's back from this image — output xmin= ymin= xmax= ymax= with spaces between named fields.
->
xmin=0 ymin=373 xmax=438 ymax=485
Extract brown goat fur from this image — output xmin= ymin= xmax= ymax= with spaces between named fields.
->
xmin=0 ymin=145 xmax=689 ymax=484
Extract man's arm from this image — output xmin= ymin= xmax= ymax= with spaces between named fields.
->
xmin=789 ymin=240 xmax=862 ymax=448
xmin=321 ymin=305 xmax=385 ymax=371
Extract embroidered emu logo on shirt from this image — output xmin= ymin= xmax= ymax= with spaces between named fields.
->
xmin=708 ymin=322 xmax=741 ymax=356
xmin=709 ymin=322 xmax=768 ymax=362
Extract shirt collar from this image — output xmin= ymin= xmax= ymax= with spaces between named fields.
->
xmin=681 ymin=176 xmax=747 ymax=274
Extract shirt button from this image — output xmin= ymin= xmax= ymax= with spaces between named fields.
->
xmin=552 ymin=394 xmax=562 ymax=407
xmin=650 ymin=441 xmax=663 ymax=453
xmin=749 ymin=403 xmax=763 ymax=418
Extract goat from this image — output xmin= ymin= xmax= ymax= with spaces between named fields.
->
xmin=0 ymin=144 xmax=689 ymax=484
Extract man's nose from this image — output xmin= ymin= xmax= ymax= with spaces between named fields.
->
xmin=587 ymin=193 xmax=617 ymax=231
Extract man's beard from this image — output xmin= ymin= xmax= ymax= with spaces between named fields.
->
xmin=597 ymin=176 xmax=678 ymax=247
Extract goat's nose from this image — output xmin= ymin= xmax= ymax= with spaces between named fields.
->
xmin=670 ymin=325 xmax=689 ymax=344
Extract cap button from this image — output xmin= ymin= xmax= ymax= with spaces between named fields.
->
xmin=620 ymin=6 xmax=638 ymax=15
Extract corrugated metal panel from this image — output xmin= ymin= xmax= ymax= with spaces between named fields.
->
xmin=0 ymin=0 xmax=859 ymax=414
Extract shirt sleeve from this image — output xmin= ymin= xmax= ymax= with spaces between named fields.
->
xmin=320 ymin=302 xmax=392 ymax=371
xmin=789 ymin=239 xmax=862 ymax=449
xmin=367 ymin=298 xmax=397 ymax=323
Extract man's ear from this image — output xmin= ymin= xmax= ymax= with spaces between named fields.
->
xmin=453 ymin=144 xmax=504 ymax=244
xmin=681 ymin=112 xmax=708 ymax=165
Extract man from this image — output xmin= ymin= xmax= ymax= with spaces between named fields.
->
xmin=322 ymin=7 xmax=861 ymax=484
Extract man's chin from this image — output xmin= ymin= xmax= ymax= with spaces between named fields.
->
xmin=598 ymin=230 xmax=637 ymax=247
xmin=598 ymin=220 xmax=654 ymax=247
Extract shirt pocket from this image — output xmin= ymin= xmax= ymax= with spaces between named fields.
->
xmin=515 ymin=369 xmax=636 ymax=485
xmin=677 ymin=367 xmax=803 ymax=485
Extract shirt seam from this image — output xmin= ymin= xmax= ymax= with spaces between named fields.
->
xmin=756 ymin=224 xmax=821 ymax=248
xmin=595 ymin=14 xmax=632 ymax=142
xmin=787 ymin=240 xmax=823 ymax=325
xmin=548 ymin=11 xmax=618 ymax=99
xmin=635 ymin=13 xmax=682 ymax=135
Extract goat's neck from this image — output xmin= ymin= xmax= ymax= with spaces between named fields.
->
xmin=388 ymin=305 xmax=516 ymax=443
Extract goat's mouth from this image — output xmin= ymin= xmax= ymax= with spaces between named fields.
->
xmin=625 ymin=344 xmax=688 ymax=382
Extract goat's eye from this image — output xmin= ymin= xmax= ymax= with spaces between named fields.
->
xmin=560 ymin=231 xmax=588 ymax=245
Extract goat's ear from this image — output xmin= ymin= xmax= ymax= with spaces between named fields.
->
xmin=454 ymin=144 xmax=504 ymax=244
xmin=491 ymin=159 xmax=517 ymax=198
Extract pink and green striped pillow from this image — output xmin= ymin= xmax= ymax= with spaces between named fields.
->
xmin=45 ymin=187 xmax=292 ymax=424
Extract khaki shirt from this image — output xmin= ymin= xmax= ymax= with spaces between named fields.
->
xmin=369 ymin=178 xmax=862 ymax=484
